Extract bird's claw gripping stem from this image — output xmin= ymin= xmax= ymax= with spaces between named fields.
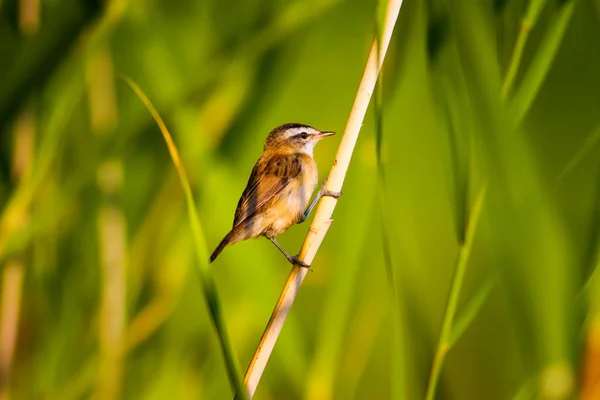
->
xmin=320 ymin=178 xmax=342 ymax=199
xmin=323 ymin=189 xmax=342 ymax=199
xmin=288 ymin=255 xmax=311 ymax=269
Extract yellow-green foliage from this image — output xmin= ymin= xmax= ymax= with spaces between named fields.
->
xmin=0 ymin=0 xmax=598 ymax=399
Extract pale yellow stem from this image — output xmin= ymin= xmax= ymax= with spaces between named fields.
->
xmin=0 ymin=262 xmax=24 ymax=400
xmin=239 ymin=0 xmax=404 ymax=397
xmin=96 ymin=160 xmax=127 ymax=400
xmin=0 ymin=107 xmax=34 ymax=399
xmin=18 ymin=0 xmax=40 ymax=35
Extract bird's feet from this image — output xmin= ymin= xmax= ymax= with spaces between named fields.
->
xmin=288 ymin=254 xmax=311 ymax=269
xmin=323 ymin=189 xmax=342 ymax=198
xmin=320 ymin=178 xmax=342 ymax=199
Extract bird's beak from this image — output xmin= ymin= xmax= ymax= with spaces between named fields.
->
xmin=317 ymin=131 xmax=336 ymax=138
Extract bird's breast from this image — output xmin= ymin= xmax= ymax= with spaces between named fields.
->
xmin=263 ymin=156 xmax=317 ymax=237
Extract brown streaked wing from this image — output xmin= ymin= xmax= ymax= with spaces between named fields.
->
xmin=232 ymin=153 xmax=303 ymax=228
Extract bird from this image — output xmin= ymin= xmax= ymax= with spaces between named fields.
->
xmin=209 ymin=123 xmax=341 ymax=267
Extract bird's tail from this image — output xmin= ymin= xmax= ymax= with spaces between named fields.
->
xmin=209 ymin=230 xmax=237 ymax=263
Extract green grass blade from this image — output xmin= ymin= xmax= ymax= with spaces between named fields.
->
xmin=374 ymin=13 xmax=405 ymax=399
xmin=557 ymin=123 xmax=600 ymax=181
xmin=508 ymin=1 xmax=575 ymax=124
xmin=448 ymin=271 xmax=498 ymax=348
xmin=501 ymin=0 xmax=548 ymax=99
xmin=578 ymin=171 xmax=600 ymax=301
xmin=425 ymin=184 xmax=486 ymax=400
xmin=124 ymin=77 xmax=248 ymax=400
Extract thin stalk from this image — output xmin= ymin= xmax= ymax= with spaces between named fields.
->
xmin=96 ymin=161 xmax=126 ymax=400
xmin=501 ymin=0 xmax=546 ymax=100
xmin=125 ymin=77 xmax=248 ymax=400
xmin=424 ymin=185 xmax=486 ymax=400
xmin=580 ymin=172 xmax=600 ymax=400
xmin=557 ymin=124 xmax=600 ymax=182
xmin=91 ymin=48 xmax=125 ymax=399
xmin=508 ymin=1 xmax=574 ymax=124
xmin=0 ymin=262 xmax=24 ymax=400
xmin=237 ymin=0 xmax=403 ymax=398
xmin=502 ymin=21 xmax=530 ymax=100
xmin=374 ymin=8 xmax=405 ymax=399
xmin=18 ymin=0 xmax=40 ymax=35
xmin=0 ymin=106 xmax=34 ymax=400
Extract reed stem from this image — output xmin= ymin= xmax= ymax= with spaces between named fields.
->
xmin=424 ymin=186 xmax=486 ymax=400
xmin=238 ymin=0 xmax=404 ymax=397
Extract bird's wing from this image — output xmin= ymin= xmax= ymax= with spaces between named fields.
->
xmin=233 ymin=153 xmax=303 ymax=228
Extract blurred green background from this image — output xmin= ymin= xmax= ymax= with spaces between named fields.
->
xmin=1 ymin=0 xmax=600 ymax=399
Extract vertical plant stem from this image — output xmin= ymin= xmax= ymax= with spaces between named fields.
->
xmin=374 ymin=9 xmax=405 ymax=399
xmin=18 ymin=0 xmax=40 ymax=35
xmin=125 ymin=78 xmax=248 ymax=400
xmin=96 ymin=161 xmax=126 ymax=400
xmin=501 ymin=0 xmax=546 ymax=99
xmin=502 ymin=22 xmax=530 ymax=100
xmin=580 ymin=174 xmax=600 ymax=400
xmin=0 ymin=107 xmax=34 ymax=399
xmin=238 ymin=0 xmax=403 ymax=398
xmin=424 ymin=185 xmax=486 ymax=400
xmin=508 ymin=1 xmax=574 ymax=125
xmin=90 ymin=49 xmax=126 ymax=399
xmin=0 ymin=262 xmax=24 ymax=400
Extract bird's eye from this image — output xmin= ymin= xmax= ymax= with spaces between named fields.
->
xmin=299 ymin=132 xmax=308 ymax=139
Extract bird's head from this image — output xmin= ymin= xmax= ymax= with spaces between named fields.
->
xmin=264 ymin=123 xmax=335 ymax=156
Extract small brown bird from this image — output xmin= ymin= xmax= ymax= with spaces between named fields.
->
xmin=210 ymin=123 xmax=341 ymax=267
